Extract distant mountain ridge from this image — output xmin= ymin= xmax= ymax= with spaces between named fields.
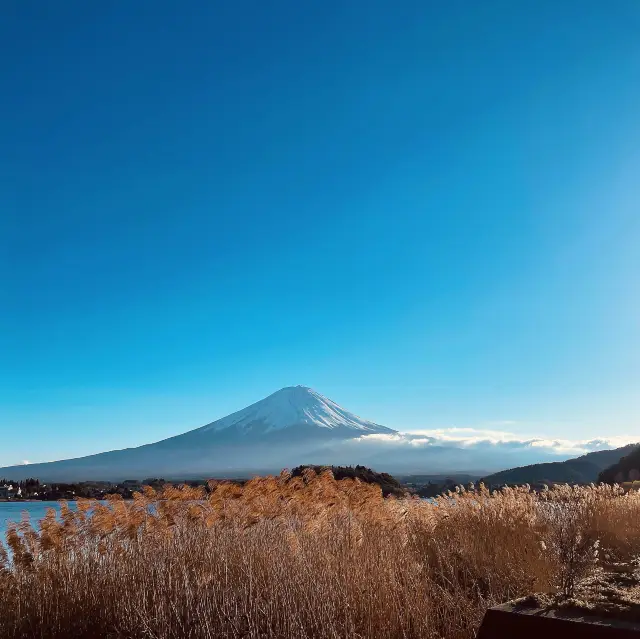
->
xmin=482 ymin=443 xmax=639 ymax=486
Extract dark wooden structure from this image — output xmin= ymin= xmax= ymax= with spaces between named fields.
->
xmin=477 ymin=601 xmax=640 ymax=639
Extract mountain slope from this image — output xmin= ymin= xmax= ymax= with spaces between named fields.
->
xmin=599 ymin=445 xmax=640 ymax=483
xmin=482 ymin=444 xmax=639 ymax=486
xmin=0 ymin=387 xmax=396 ymax=482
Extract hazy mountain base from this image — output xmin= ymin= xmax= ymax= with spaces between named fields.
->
xmin=0 ymin=435 xmax=593 ymax=483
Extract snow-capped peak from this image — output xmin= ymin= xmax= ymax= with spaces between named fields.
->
xmin=197 ymin=386 xmax=396 ymax=435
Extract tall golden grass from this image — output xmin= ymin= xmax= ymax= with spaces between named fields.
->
xmin=1 ymin=470 xmax=639 ymax=638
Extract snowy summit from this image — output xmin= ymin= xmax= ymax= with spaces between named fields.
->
xmin=197 ymin=385 xmax=395 ymax=435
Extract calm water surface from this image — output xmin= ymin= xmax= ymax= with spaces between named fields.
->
xmin=0 ymin=501 xmax=74 ymax=542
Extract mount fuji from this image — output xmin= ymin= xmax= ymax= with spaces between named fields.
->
xmin=1 ymin=386 xmax=611 ymax=482
xmin=0 ymin=387 xmax=398 ymax=482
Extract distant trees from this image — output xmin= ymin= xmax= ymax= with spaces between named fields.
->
xmin=599 ymin=445 xmax=640 ymax=484
xmin=290 ymin=464 xmax=406 ymax=497
xmin=0 ymin=478 xmax=41 ymax=497
xmin=415 ymin=479 xmax=461 ymax=498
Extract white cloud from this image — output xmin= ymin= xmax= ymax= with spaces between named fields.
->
xmin=355 ymin=428 xmax=638 ymax=456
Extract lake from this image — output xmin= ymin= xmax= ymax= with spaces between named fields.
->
xmin=0 ymin=501 xmax=72 ymax=543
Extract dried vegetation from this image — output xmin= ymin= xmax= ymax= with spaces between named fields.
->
xmin=1 ymin=470 xmax=639 ymax=638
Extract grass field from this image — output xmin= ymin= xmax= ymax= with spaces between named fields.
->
xmin=1 ymin=470 xmax=639 ymax=638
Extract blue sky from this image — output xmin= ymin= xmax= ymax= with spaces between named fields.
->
xmin=1 ymin=1 xmax=639 ymax=466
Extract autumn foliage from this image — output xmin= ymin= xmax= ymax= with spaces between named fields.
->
xmin=1 ymin=470 xmax=640 ymax=638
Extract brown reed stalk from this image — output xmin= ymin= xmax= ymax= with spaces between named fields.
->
xmin=0 ymin=474 xmax=638 ymax=638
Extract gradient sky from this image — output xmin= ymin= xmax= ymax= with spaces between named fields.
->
xmin=1 ymin=1 xmax=639 ymax=466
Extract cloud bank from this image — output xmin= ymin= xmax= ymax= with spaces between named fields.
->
xmin=355 ymin=428 xmax=638 ymax=457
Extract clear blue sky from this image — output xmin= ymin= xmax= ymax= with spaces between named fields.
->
xmin=1 ymin=1 xmax=639 ymax=465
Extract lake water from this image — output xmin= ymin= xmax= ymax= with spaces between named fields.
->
xmin=0 ymin=501 xmax=71 ymax=543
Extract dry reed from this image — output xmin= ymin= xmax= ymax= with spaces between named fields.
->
xmin=0 ymin=471 xmax=639 ymax=639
